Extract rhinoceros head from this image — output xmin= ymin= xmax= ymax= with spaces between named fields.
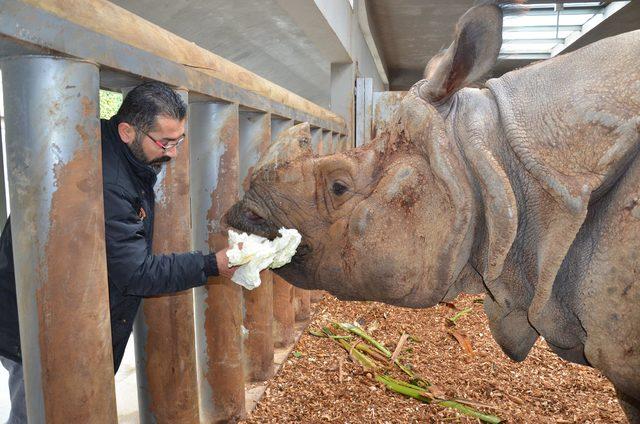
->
xmin=225 ymin=4 xmax=504 ymax=307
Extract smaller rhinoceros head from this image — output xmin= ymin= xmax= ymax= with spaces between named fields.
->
xmin=225 ymin=3 xmax=504 ymax=307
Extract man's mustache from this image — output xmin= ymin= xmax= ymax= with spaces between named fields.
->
xmin=149 ymin=156 xmax=172 ymax=165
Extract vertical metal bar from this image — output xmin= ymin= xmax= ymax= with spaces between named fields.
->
xmin=273 ymin=275 xmax=295 ymax=347
xmin=339 ymin=134 xmax=349 ymax=151
xmin=331 ymin=62 xmax=356 ymax=145
xmin=311 ymin=128 xmax=323 ymax=154
xmin=134 ymin=88 xmax=200 ymax=424
xmin=239 ymin=111 xmax=274 ymax=382
xmin=310 ymin=127 xmax=323 ymax=154
xmin=190 ymin=101 xmax=245 ymax=423
xmin=0 ymin=71 xmax=7 ymax=229
xmin=270 ymin=118 xmax=296 ymax=347
xmin=364 ymin=78 xmax=373 ymax=145
xmin=0 ymin=107 xmax=7 ymax=228
xmin=294 ymin=287 xmax=310 ymax=322
xmin=355 ymin=78 xmax=365 ymax=147
xmin=372 ymin=91 xmax=405 ymax=140
xmin=310 ymin=290 xmax=324 ymax=303
xmin=1 ymin=55 xmax=116 ymax=423
xmin=322 ymin=130 xmax=333 ymax=156
xmin=355 ymin=77 xmax=373 ymax=147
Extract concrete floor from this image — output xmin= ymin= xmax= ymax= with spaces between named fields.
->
xmin=0 ymin=365 xmax=7 ymax=422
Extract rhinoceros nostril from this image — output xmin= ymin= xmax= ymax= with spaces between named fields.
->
xmin=245 ymin=209 xmax=264 ymax=223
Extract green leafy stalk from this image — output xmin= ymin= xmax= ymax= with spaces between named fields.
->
xmin=319 ymin=321 xmax=501 ymax=423
xmin=448 ymin=307 xmax=473 ymax=325
xmin=309 ymin=329 xmax=325 ymax=337
xmin=352 ymin=342 xmax=390 ymax=364
xmin=437 ymin=400 xmax=502 ymax=424
xmin=376 ymin=374 xmax=430 ymax=402
xmin=376 ymin=375 xmax=502 ymax=423
xmin=335 ymin=322 xmax=392 ymax=356
xmin=334 ymin=322 xmax=420 ymax=379
xmin=310 ymin=328 xmax=354 ymax=340
xmin=322 ymin=327 xmax=377 ymax=370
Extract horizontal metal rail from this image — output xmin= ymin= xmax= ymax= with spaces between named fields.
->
xmin=0 ymin=0 xmax=346 ymax=134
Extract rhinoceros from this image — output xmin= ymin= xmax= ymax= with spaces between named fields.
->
xmin=225 ymin=3 xmax=640 ymax=420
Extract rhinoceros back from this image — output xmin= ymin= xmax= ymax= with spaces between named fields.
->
xmin=484 ymin=29 xmax=639 ymax=398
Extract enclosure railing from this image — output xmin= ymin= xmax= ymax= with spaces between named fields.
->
xmin=0 ymin=0 xmax=346 ymax=422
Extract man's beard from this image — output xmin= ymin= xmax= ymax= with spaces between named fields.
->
xmin=130 ymin=134 xmax=171 ymax=174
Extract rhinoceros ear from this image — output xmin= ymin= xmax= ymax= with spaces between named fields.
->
xmin=255 ymin=122 xmax=313 ymax=172
xmin=420 ymin=4 xmax=503 ymax=103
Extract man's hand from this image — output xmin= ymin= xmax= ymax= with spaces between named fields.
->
xmin=215 ymin=248 xmax=239 ymax=279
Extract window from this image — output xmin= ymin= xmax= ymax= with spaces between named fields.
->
xmin=499 ymin=1 xmax=631 ymax=59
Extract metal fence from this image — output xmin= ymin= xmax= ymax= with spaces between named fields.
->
xmin=0 ymin=1 xmax=346 ymax=422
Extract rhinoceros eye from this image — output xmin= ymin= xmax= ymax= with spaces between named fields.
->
xmin=332 ymin=181 xmax=348 ymax=196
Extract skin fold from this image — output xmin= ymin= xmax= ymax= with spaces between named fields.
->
xmin=225 ymin=4 xmax=640 ymax=420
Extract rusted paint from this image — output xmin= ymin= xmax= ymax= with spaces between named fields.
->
xmin=372 ymin=91 xmax=406 ymax=141
xmin=81 ymin=95 xmax=95 ymax=118
xmin=267 ymin=118 xmax=298 ymax=346
xmin=3 ymin=56 xmax=116 ymax=423
xmin=310 ymin=290 xmax=324 ymax=303
xmin=41 ymin=127 xmax=116 ymax=423
xmin=294 ymin=287 xmax=311 ymax=321
xmin=195 ymin=102 xmax=246 ymax=423
xmin=135 ymin=89 xmax=200 ymax=424
xmin=206 ymin=109 xmax=240 ymax=248
xmin=239 ymin=112 xmax=275 ymax=382
xmin=243 ymin=270 xmax=274 ymax=381
xmin=272 ymin=275 xmax=295 ymax=347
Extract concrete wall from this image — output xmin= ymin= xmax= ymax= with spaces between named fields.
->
xmin=314 ymin=0 xmax=386 ymax=90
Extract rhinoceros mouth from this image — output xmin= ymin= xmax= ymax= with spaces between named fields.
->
xmin=224 ymin=201 xmax=280 ymax=239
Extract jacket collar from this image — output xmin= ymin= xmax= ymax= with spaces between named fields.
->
xmin=106 ymin=116 xmax=158 ymax=188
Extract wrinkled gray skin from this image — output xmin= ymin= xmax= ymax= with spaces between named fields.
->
xmin=226 ymin=4 xmax=640 ymax=420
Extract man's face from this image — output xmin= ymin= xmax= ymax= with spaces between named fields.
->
xmin=120 ymin=116 xmax=185 ymax=172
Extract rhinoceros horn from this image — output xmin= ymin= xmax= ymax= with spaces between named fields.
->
xmin=255 ymin=122 xmax=313 ymax=174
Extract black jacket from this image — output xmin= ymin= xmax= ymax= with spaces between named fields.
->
xmin=0 ymin=116 xmax=218 ymax=371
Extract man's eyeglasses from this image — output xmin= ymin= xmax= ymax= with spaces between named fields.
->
xmin=135 ymin=126 xmax=185 ymax=151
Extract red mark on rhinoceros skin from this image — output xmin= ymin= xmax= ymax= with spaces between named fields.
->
xmin=138 ymin=207 xmax=147 ymax=221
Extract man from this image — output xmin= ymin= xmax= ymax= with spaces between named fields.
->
xmin=0 ymin=81 xmax=237 ymax=423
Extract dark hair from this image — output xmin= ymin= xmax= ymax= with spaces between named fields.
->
xmin=116 ymin=81 xmax=187 ymax=132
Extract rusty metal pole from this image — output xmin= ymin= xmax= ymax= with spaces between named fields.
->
xmin=190 ymin=101 xmax=245 ymax=423
xmin=310 ymin=290 xmax=324 ymax=303
xmin=293 ymin=285 xmax=310 ymax=322
xmin=0 ymin=100 xmax=7 ymax=229
xmin=311 ymin=127 xmax=323 ymax=155
xmin=1 ymin=55 xmax=117 ymax=423
xmin=133 ymin=88 xmax=200 ymax=424
xmin=239 ymin=111 xmax=274 ymax=382
xmin=339 ymin=134 xmax=349 ymax=151
xmin=272 ymin=275 xmax=295 ymax=347
xmin=270 ymin=118 xmax=296 ymax=347
xmin=322 ymin=130 xmax=333 ymax=156
xmin=307 ymin=130 xmax=335 ymax=304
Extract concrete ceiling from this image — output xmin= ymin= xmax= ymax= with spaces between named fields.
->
xmin=367 ymin=0 xmax=640 ymax=90
xmin=110 ymin=0 xmax=333 ymax=108
xmin=367 ymin=0 xmax=475 ymax=90
xmin=107 ymin=0 xmax=639 ymax=98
